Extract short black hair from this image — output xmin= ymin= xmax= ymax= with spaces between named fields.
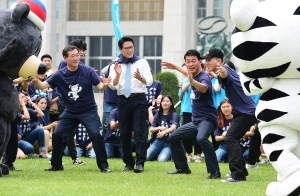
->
xmin=69 ymin=39 xmax=87 ymax=51
xmin=41 ymin=54 xmax=52 ymax=61
xmin=184 ymin=49 xmax=202 ymax=61
xmin=62 ymin=45 xmax=79 ymax=57
xmin=118 ymin=37 xmax=134 ymax=49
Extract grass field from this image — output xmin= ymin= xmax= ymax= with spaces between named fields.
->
xmin=0 ymin=157 xmax=276 ymax=196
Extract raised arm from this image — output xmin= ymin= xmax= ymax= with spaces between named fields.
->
xmin=161 ymin=61 xmax=187 ymax=76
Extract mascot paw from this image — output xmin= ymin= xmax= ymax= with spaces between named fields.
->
xmin=0 ymin=164 xmax=9 ymax=175
xmin=267 ymin=170 xmax=300 ymax=196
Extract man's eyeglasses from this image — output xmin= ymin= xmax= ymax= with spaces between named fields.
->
xmin=123 ymin=45 xmax=134 ymax=50
xmin=69 ymin=54 xmax=80 ymax=59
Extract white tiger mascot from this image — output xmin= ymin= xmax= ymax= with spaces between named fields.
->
xmin=231 ymin=0 xmax=300 ymax=195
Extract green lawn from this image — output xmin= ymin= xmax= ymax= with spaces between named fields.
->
xmin=0 ymin=157 xmax=276 ymax=196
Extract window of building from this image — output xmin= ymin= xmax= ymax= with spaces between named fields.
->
xmin=7 ymin=0 xmax=16 ymax=8
xmin=213 ymin=0 xmax=223 ymax=17
xmin=56 ymin=0 xmax=60 ymax=19
xmin=90 ymin=36 xmax=112 ymax=57
xmin=66 ymin=35 xmax=162 ymax=88
xmin=144 ymin=36 xmax=162 ymax=76
xmin=197 ymin=0 xmax=206 ymax=18
xmin=69 ymin=0 xmax=164 ymax=21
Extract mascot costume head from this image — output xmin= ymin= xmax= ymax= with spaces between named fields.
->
xmin=0 ymin=0 xmax=46 ymax=176
xmin=231 ymin=0 xmax=300 ymax=195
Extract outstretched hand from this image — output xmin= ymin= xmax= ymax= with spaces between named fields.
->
xmin=101 ymin=74 xmax=112 ymax=86
xmin=161 ymin=61 xmax=176 ymax=70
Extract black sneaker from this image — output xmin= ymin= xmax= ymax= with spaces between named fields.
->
xmin=167 ymin=169 xmax=191 ymax=174
xmin=0 ymin=164 xmax=9 ymax=175
xmin=207 ymin=171 xmax=221 ymax=179
xmin=45 ymin=165 xmax=64 ymax=171
xmin=73 ymin=158 xmax=86 ymax=165
xmin=101 ymin=168 xmax=111 ymax=173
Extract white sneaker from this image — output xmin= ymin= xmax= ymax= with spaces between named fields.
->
xmin=246 ymin=163 xmax=258 ymax=170
xmin=192 ymin=155 xmax=197 ymax=160
xmin=194 ymin=156 xmax=201 ymax=163
xmin=259 ymin=158 xmax=268 ymax=164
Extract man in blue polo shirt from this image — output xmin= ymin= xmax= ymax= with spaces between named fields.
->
xmin=161 ymin=49 xmax=220 ymax=179
xmin=203 ymin=48 xmax=257 ymax=182
xmin=34 ymin=45 xmax=111 ymax=173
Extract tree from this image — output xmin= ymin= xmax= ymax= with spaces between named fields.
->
xmin=156 ymin=71 xmax=180 ymax=114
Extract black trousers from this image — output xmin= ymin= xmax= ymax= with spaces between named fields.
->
xmin=247 ymin=124 xmax=261 ymax=165
xmin=225 ymin=114 xmax=257 ymax=180
xmin=58 ymin=99 xmax=77 ymax=160
xmin=51 ymin=109 xmax=108 ymax=169
xmin=2 ymin=117 xmax=17 ymax=167
xmin=117 ymin=95 xmax=148 ymax=166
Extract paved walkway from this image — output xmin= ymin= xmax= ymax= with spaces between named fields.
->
xmin=94 ymin=92 xmax=104 ymax=116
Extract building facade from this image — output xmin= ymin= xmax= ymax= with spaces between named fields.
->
xmin=0 ymin=0 xmax=264 ymax=81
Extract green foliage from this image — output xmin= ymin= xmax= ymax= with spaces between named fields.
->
xmin=156 ymin=71 xmax=180 ymax=114
xmin=1 ymin=157 xmax=276 ymax=195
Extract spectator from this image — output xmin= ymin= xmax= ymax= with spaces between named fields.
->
xmin=104 ymin=108 xmax=122 ymax=159
xmin=146 ymin=68 xmax=162 ymax=107
xmin=148 ymin=94 xmax=162 ymax=145
xmin=18 ymin=93 xmax=47 ymax=158
xmin=33 ymin=96 xmax=58 ymax=157
xmin=65 ymin=124 xmax=96 ymax=158
xmin=146 ymin=95 xmax=178 ymax=162
xmin=214 ymin=99 xmax=234 ymax=163
xmin=100 ymin=62 xmax=118 ymax=137
xmin=27 ymin=74 xmax=50 ymax=125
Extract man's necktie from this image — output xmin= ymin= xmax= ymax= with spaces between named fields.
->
xmin=124 ymin=63 xmax=131 ymax=98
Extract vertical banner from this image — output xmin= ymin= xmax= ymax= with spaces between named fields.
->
xmin=112 ymin=0 xmax=123 ymax=57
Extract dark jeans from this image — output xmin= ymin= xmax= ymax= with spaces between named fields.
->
xmin=117 ymin=95 xmax=148 ymax=167
xmin=225 ymin=114 xmax=257 ymax=180
xmin=247 ymin=124 xmax=261 ymax=165
xmin=2 ymin=117 xmax=17 ymax=167
xmin=169 ymin=120 xmax=219 ymax=173
xmin=58 ymin=99 xmax=77 ymax=160
xmin=182 ymin=112 xmax=202 ymax=154
xmin=51 ymin=109 xmax=108 ymax=170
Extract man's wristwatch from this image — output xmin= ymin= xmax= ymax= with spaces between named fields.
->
xmin=139 ymin=77 xmax=143 ymax=81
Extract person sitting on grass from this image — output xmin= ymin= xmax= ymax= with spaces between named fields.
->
xmin=104 ymin=108 xmax=122 ymax=159
xmin=18 ymin=93 xmax=47 ymax=158
xmin=74 ymin=124 xmax=96 ymax=158
xmin=146 ymin=95 xmax=178 ymax=162
xmin=30 ymin=96 xmax=57 ymax=158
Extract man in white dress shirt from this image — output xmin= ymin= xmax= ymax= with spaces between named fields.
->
xmin=109 ymin=36 xmax=153 ymax=173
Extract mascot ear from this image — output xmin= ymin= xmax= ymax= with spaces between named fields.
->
xmin=0 ymin=37 xmax=17 ymax=61
xmin=11 ymin=2 xmax=30 ymax=23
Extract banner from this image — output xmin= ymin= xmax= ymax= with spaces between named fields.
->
xmin=111 ymin=0 xmax=123 ymax=57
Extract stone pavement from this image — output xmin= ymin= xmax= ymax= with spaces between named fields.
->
xmin=94 ymin=92 xmax=104 ymax=116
